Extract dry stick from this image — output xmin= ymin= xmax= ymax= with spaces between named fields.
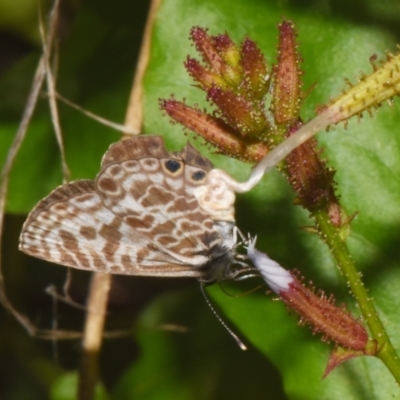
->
xmin=0 ymin=57 xmax=46 ymax=332
xmin=0 ymin=0 xmax=69 ymax=340
xmin=77 ymin=0 xmax=162 ymax=399
xmin=54 ymin=93 xmax=139 ymax=136
xmin=39 ymin=11 xmax=71 ymax=183
xmin=0 ymin=0 xmax=137 ymax=343
xmin=123 ymin=0 xmax=162 ymax=135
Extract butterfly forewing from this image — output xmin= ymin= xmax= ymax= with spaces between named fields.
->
xmin=19 ymin=136 xmax=231 ymax=280
xmin=96 ymin=137 xmax=218 ymax=260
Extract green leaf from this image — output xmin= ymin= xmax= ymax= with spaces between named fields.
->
xmin=143 ymin=0 xmax=400 ymax=399
xmin=114 ymin=288 xmax=285 ymax=400
xmin=50 ymin=372 xmax=109 ymax=400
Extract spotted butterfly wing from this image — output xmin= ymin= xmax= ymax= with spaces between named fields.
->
xmin=19 ymin=136 xmax=235 ymax=283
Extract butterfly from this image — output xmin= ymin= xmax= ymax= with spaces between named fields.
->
xmin=19 ymin=135 xmax=239 ymax=283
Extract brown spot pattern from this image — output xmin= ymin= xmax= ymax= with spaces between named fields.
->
xmin=102 ymin=241 xmax=120 ymax=262
xmin=121 ymin=254 xmax=131 ymax=269
xmin=90 ymin=250 xmax=106 ymax=269
xmin=143 ymin=158 xmax=157 ymax=166
xmin=180 ymin=220 xmax=202 ymax=232
xmin=136 ymin=248 xmax=149 ymax=264
xmin=59 ymin=230 xmax=77 ymax=251
xmin=80 ymin=226 xmax=97 ymax=240
xmin=75 ymin=193 xmax=95 ymax=203
xmin=166 ymin=197 xmax=198 ymax=213
xmin=99 ymin=223 xmax=122 ymax=241
xmin=52 ymin=203 xmax=69 ymax=212
xmin=124 ymin=160 xmax=139 ymax=170
xmin=126 ymin=214 xmax=154 ymax=230
xmin=76 ymin=252 xmax=91 ymax=268
xmin=130 ymin=179 xmax=151 ymax=199
xmin=204 ymin=220 xmax=214 ymax=229
xmin=158 ymin=235 xmax=179 ymax=246
xmin=141 ymin=186 xmax=175 ymax=207
xmin=98 ymin=177 xmax=118 ymax=193
xmin=110 ymin=165 xmax=123 ymax=176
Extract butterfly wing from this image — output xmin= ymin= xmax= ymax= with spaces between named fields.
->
xmin=19 ymin=136 xmax=227 ymax=279
xmin=95 ymin=136 xmax=224 ymax=262
xmin=20 ymin=180 xmax=206 ymax=277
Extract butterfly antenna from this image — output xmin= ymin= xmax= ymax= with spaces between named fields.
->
xmin=200 ymin=284 xmax=247 ymax=351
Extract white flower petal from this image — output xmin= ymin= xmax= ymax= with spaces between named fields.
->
xmin=246 ymin=236 xmax=293 ymax=293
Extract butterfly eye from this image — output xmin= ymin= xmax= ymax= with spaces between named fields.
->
xmin=164 ymin=159 xmax=182 ymax=173
xmin=191 ymin=170 xmax=206 ymax=182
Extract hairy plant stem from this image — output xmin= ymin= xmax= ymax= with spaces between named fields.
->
xmin=313 ymin=209 xmax=400 ymax=383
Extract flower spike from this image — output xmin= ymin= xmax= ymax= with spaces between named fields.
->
xmin=245 ymin=236 xmax=370 ymax=373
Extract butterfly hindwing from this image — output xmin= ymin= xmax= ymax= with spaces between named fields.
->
xmin=19 ymin=136 xmax=227 ymax=279
xmin=95 ymin=136 xmax=221 ymax=260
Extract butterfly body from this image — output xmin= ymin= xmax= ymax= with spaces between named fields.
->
xmin=19 ymin=135 xmax=237 ymax=283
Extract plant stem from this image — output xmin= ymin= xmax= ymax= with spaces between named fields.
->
xmin=78 ymin=273 xmax=111 ymax=400
xmin=314 ymin=209 xmax=400 ymax=383
xmin=77 ymin=0 xmax=161 ymax=397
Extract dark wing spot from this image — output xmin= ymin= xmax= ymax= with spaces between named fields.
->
xmin=90 ymin=250 xmax=106 ymax=269
xmin=157 ymin=235 xmax=179 ymax=246
xmin=192 ymin=170 xmax=206 ymax=181
xmin=110 ymin=165 xmax=123 ymax=176
xmin=126 ymin=214 xmax=155 ymax=229
xmin=124 ymin=160 xmax=139 ymax=170
xmin=143 ymin=159 xmax=157 ymax=168
xmin=75 ymin=193 xmax=95 ymax=203
xmin=180 ymin=220 xmax=202 ymax=232
xmin=141 ymin=186 xmax=175 ymax=206
xmin=99 ymin=223 xmax=122 ymax=241
xmin=137 ymin=248 xmax=149 ymax=264
xmin=164 ymin=160 xmax=182 ymax=173
xmin=204 ymin=220 xmax=214 ymax=229
xmin=76 ymin=253 xmax=91 ymax=268
xmin=121 ymin=255 xmax=131 ymax=270
xmin=166 ymin=197 xmax=198 ymax=213
xmin=53 ymin=202 xmax=69 ymax=211
xmin=80 ymin=226 xmax=97 ymax=240
xmin=59 ymin=230 xmax=77 ymax=251
xmin=59 ymin=253 xmax=76 ymax=266
xmin=98 ymin=177 xmax=118 ymax=193
xmin=102 ymin=241 xmax=120 ymax=262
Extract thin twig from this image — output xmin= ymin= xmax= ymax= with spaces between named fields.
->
xmin=78 ymin=273 xmax=111 ymax=400
xmin=54 ymin=93 xmax=139 ymax=135
xmin=123 ymin=0 xmax=162 ymax=134
xmin=0 ymin=0 xmax=145 ymax=345
xmin=39 ymin=4 xmax=71 ymax=183
xmin=0 ymin=0 xmax=60 ymax=339
xmin=77 ymin=0 xmax=162 ymax=399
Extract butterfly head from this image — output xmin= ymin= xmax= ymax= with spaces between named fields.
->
xmin=193 ymin=168 xmax=236 ymax=222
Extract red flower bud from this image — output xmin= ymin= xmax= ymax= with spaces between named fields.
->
xmin=190 ymin=26 xmax=225 ymax=74
xmin=185 ymin=57 xmax=227 ymax=90
xmin=241 ymin=38 xmax=270 ymax=99
xmin=159 ymin=98 xmax=268 ymax=162
xmin=246 ymin=238 xmax=368 ymax=352
xmin=271 ymin=19 xmax=303 ymax=125
xmin=207 ymin=86 xmax=268 ymax=136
